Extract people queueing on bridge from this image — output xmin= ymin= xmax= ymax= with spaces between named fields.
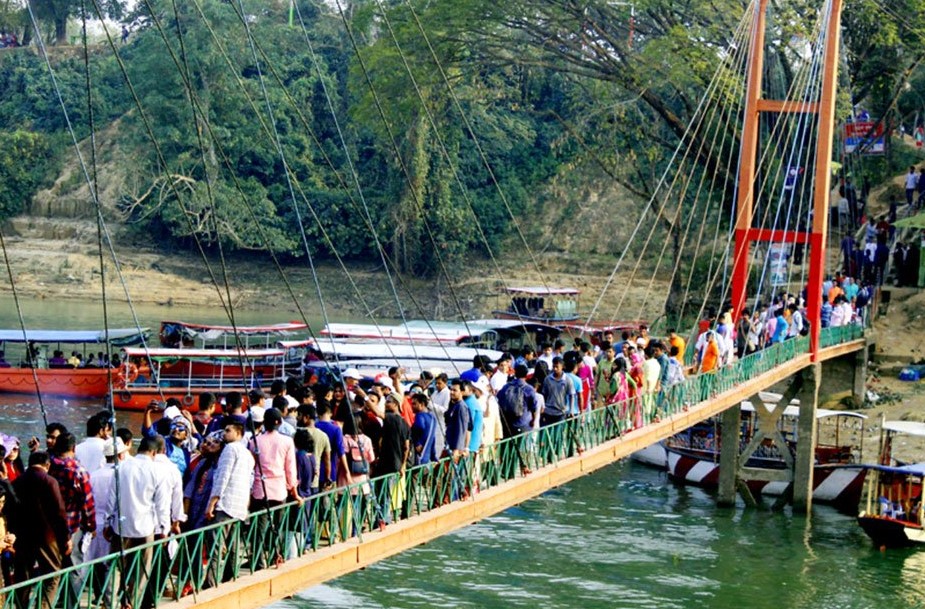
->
xmin=1 ymin=273 xmax=878 ymax=603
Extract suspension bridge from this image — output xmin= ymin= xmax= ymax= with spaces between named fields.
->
xmin=0 ymin=0 xmax=897 ymax=607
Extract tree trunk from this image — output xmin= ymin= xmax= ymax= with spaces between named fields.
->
xmin=55 ymin=15 xmax=67 ymax=45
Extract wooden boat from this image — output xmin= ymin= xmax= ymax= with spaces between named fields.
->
xmin=631 ymin=393 xmax=792 ymax=471
xmin=493 ymin=286 xmax=581 ymax=323
xmin=665 ymin=405 xmax=867 ymax=511
xmin=303 ymin=336 xmax=505 ymax=373
xmin=558 ymin=322 xmax=648 ymax=346
xmin=321 ymin=319 xmax=561 ymax=353
xmin=157 ymin=320 xmax=308 ymax=377
xmin=115 ymin=346 xmax=286 ymax=411
xmin=0 ymin=328 xmax=149 ymax=399
xmin=857 ymin=421 xmax=925 ymax=548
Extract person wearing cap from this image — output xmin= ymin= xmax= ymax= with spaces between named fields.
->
xmin=86 ymin=438 xmax=129 ymax=582
xmin=164 ymin=417 xmax=195 ymax=476
xmin=247 ymin=406 xmax=265 ymax=439
xmin=0 ymin=435 xmax=22 ymax=482
xmin=473 ymin=377 xmax=502 ymax=448
xmin=342 ymin=368 xmax=365 ymax=403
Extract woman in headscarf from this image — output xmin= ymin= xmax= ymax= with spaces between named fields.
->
xmin=183 ymin=431 xmax=224 ymax=530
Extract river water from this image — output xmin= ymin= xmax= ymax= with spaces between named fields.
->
xmin=0 ymin=297 xmax=922 ymax=607
xmin=282 ymin=460 xmax=925 ymax=609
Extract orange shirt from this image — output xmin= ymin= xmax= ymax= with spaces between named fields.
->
xmin=669 ymin=335 xmax=686 ymax=360
xmin=700 ymin=340 xmax=720 ymax=373
xmin=828 ymin=285 xmax=844 ymax=304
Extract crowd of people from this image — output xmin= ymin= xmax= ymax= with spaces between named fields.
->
xmin=0 ymin=32 xmax=19 ymax=48
xmin=0 ymin=281 xmax=873 ymax=608
xmin=837 ymin=167 xmax=925 ymax=289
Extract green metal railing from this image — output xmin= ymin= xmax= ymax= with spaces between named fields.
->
xmin=0 ymin=325 xmax=866 ymax=609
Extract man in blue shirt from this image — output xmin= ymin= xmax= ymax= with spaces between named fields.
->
xmin=497 ymin=365 xmax=538 ymax=479
xmin=315 ymin=401 xmax=348 ymax=489
xmin=443 ymin=381 xmax=470 ymax=457
xmin=541 ymin=357 xmax=575 ymax=426
xmin=410 ymin=393 xmax=437 ymax=465
xmin=498 ymin=365 xmax=538 ymax=437
xmin=463 ymin=381 xmax=483 ymax=454
xmin=443 ymin=380 xmax=471 ymax=501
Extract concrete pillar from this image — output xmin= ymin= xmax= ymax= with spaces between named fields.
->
xmin=717 ymin=403 xmax=741 ymax=506
xmin=793 ymin=363 xmax=821 ymax=512
xmin=853 ymin=342 xmax=869 ymax=404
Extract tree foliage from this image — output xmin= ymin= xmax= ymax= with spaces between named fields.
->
xmin=0 ymin=130 xmax=54 ymax=218
xmin=1 ymin=0 xmax=924 ymax=279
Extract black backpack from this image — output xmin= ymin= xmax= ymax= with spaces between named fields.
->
xmin=498 ymin=380 xmax=526 ymax=420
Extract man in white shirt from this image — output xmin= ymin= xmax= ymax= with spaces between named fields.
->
xmin=906 ymin=166 xmax=919 ymax=206
xmin=204 ymin=422 xmax=254 ymax=586
xmin=74 ymin=411 xmax=112 ymax=474
xmin=490 ymin=354 xmax=512 ymax=394
xmin=429 ymin=373 xmax=450 ymax=458
xmin=86 ymin=438 xmax=129 ymax=602
xmin=104 ymin=436 xmax=169 ymax=609
xmin=151 ymin=436 xmax=186 ymax=535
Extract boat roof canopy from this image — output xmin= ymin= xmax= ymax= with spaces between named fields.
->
xmin=125 ymin=347 xmax=286 ymax=360
xmin=857 ymin=463 xmax=925 ymax=477
xmin=503 ymin=286 xmax=580 ymax=296
xmin=0 ymin=328 xmax=150 ymax=345
xmin=883 ymin=421 xmax=925 ymax=438
xmin=739 ymin=402 xmax=865 ymax=420
xmin=161 ymin=320 xmax=308 ymax=337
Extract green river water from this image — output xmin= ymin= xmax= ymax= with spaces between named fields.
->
xmin=0 ymin=297 xmax=921 ymax=608
xmin=281 ymin=460 xmax=925 ymax=609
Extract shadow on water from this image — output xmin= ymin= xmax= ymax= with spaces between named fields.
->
xmin=282 ymin=460 xmax=925 ymax=609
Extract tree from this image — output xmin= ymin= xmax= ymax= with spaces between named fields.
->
xmin=0 ymin=130 xmax=54 ymax=219
xmin=29 ymin=0 xmax=125 ymax=45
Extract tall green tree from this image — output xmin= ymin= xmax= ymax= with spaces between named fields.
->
xmin=0 ymin=130 xmax=53 ymax=219
xmin=30 ymin=0 xmax=124 ymax=45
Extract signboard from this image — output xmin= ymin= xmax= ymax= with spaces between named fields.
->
xmin=767 ymin=244 xmax=791 ymax=286
xmin=844 ymin=121 xmax=885 ymax=155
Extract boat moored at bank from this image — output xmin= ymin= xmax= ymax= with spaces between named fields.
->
xmin=0 ymin=328 xmax=150 ymax=399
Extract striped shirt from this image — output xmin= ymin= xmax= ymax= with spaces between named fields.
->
xmin=211 ymin=440 xmax=254 ymax=520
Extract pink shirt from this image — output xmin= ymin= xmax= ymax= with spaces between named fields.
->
xmin=249 ymin=431 xmax=298 ymax=502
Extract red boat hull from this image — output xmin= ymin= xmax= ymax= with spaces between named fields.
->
xmin=666 ymin=447 xmax=867 ymax=511
xmin=111 ymin=386 xmax=254 ymax=412
xmin=0 ymin=367 xmax=113 ymax=399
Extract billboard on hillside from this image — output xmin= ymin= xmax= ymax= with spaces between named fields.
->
xmin=844 ymin=121 xmax=885 ymax=155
